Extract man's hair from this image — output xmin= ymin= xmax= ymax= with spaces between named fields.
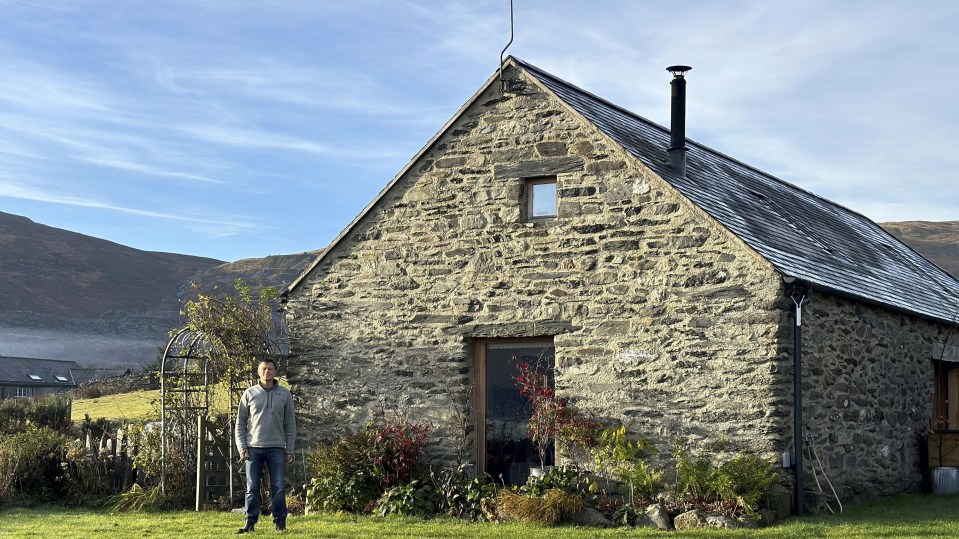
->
xmin=258 ymin=358 xmax=278 ymax=369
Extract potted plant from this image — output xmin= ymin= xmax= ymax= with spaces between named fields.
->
xmin=926 ymin=415 xmax=959 ymax=494
xmin=516 ymin=360 xmax=555 ymax=475
xmin=515 ymin=361 xmax=599 ymax=476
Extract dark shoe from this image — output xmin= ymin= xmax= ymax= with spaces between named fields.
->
xmin=237 ymin=521 xmax=256 ymax=534
xmin=275 ymin=520 xmax=286 ymax=531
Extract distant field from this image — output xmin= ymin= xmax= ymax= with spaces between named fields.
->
xmin=71 ymin=389 xmax=159 ymax=421
xmin=71 ymin=381 xmax=253 ymax=422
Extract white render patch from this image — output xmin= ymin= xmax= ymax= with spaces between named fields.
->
xmin=617 ymin=349 xmax=658 ymax=366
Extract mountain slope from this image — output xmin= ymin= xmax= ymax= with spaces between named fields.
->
xmin=0 ymin=211 xmax=318 ymax=367
xmin=0 ymin=211 xmax=223 ymax=318
xmin=881 ymin=221 xmax=959 ymax=280
xmin=0 ymin=211 xmax=225 ymax=366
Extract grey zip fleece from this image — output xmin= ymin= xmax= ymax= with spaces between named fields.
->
xmin=235 ymin=382 xmax=296 ymax=453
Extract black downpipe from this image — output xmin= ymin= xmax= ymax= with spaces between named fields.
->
xmin=789 ymin=286 xmax=812 ymax=515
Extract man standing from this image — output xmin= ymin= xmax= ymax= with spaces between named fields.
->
xmin=235 ymin=358 xmax=296 ymax=533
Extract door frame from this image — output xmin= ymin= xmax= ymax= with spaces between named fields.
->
xmin=473 ymin=337 xmax=554 ymax=477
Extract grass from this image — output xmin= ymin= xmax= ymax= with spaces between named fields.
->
xmin=71 ymin=389 xmax=159 ymax=422
xmin=70 ymin=378 xmax=283 ymax=423
xmin=2 ymin=494 xmax=959 ymax=538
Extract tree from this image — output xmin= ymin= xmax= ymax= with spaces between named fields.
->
xmin=180 ymin=278 xmax=284 ymax=401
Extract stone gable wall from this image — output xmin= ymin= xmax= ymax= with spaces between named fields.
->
xmin=797 ymin=294 xmax=943 ymax=504
xmin=285 ymin=66 xmax=789 ymax=465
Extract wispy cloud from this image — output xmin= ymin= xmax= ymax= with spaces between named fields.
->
xmin=0 ymin=0 xmax=956 ymax=261
xmin=177 ymin=123 xmax=408 ymax=161
xmin=0 ymin=177 xmax=249 ymax=227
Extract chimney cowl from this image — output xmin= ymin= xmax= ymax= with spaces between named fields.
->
xmin=667 ymin=65 xmax=691 ymax=176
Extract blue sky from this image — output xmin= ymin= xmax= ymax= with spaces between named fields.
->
xmin=1 ymin=1 xmax=957 ymax=262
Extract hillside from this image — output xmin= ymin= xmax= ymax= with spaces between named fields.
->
xmin=0 ymin=211 xmax=318 ymax=368
xmin=881 ymin=221 xmax=959 ymax=280
xmin=0 ymin=211 xmax=223 ymax=317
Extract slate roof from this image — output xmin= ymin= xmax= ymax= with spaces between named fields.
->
xmin=287 ymin=57 xmax=959 ymax=325
xmin=0 ymin=356 xmax=80 ymax=386
xmin=514 ymin=57 xmax=959 ymax=325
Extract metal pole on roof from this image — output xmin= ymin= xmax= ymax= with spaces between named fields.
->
xmin=499 ymin=0 xmax=514 ymax=92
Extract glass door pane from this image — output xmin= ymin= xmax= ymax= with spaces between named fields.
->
xmin=484 ymin=341 xmax=554 ymax=485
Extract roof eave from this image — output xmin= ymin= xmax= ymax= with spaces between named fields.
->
xmin=779 ymin=272 xmax=959 ymax=326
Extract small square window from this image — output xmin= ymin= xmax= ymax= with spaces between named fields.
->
xmin=527 ymin=177 xmax=557 ymax=219
xmin=28 ymin=374 xmax=42 ymax=381
xmin=15 ymin=387 xmax=29 ymax=398
xmin=56 ymin=376 xmax=69 ymax=383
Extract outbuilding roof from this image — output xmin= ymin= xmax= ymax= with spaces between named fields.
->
xmin=287 ymin=57 xmax=959 ymax=325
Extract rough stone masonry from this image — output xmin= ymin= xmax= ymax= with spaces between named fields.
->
xmin=284 ymin=63 xmax=945 ymax=507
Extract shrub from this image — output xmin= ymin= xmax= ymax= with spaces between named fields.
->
xmin=610 ymin=503 xmax=640 ymax=526
xmin=76 ymin=385 xmax=104 ymax=399
xmin=0 ymin=394 xmax=72 ymax=435
xmin=375 ymin=479 xmax=439 ymax=517
xmin=0 ymin=425 xmax=65 ymax=504
xmin=671 ymin=439 xmax=778 ymax=516
xmin=713 ymin=452 xmax=778 ymax=516
xmin=59 ymin=437 xmax=119 ymax=505
xmin=622 ymin=460 xmax=665 ymax=501
xmin=0 ymin=398 xmax=27 ymax=435
xmin=306 ymin=428 xmax=381 ymax=513
xmin=430 ymin=465 xmax=497 ymax=521
xmin=522 ymin=464 xmax=592 ymax=499
xmin=306 ymin=414 xmax=432 ymax=514
xmin=516 ymin=361 xmax=599 ymax=469
xmin=591 ymin=425 xmax=661 ymax=501
xmin=496 ymin=488 xmax=584 ymax=525
xmin=368 ymin=413 xmax=431 ymax=488
xmin=672 ymin=438 xmax=717 ymax=505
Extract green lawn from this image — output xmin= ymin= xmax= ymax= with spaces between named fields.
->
xmin=2 ymin=494 xmax=959 ymax=538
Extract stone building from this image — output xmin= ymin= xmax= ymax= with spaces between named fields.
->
xmin=282 ymin=57 xmax=959 ymax=508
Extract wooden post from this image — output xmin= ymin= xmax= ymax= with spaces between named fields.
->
xmin=196 ymin=415 xmax=206 ymax=511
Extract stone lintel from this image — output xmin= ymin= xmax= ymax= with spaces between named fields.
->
xmin=448 ymin=320 xmax=579 ymax=338
xmin=494 ymin=156 xmax=584 ymax=179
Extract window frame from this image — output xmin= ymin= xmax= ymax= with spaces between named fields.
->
xmin=525 ymin=176 xmax=558 ymax=220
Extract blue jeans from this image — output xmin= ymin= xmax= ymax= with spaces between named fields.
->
xmin=245 ymin=447 xmax=288 ymax=523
